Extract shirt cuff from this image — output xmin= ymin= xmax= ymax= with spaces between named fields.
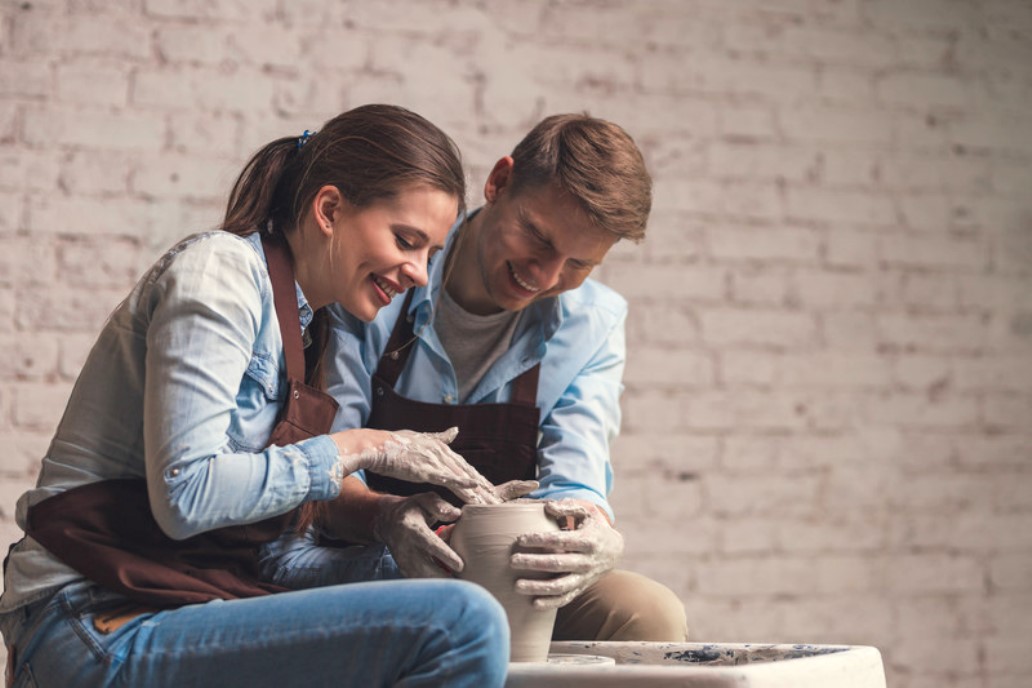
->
xmin=294 ymin=434 xmax=343 ymax=502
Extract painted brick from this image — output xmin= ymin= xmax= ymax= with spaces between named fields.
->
xmin=780 ymin=352 xmax=894 ymax=388
xmin=13 ymin=12 xmax=152 ymax=60
xmin=0 ymin=334 xmax=58 ymax=381
xmin=885 ymin=554 xmax=984 ymax=594
xmin=824 ymin=229 xmax=879 ymax=269
xmin=56 ymin=237 xmax=143 ymax=289
xmin=0 ymin=237 xmax=56 ymax=288
xmin=726 ymin=266 xmax=792 ymax=307
xmin=790 ymin=270 xmax=881 ymax=308
xmin=133 ymin=68 xmax=279 ymax=113
xmin=707 ymin=473 xmax=822 ymax=519
xmin=23 ymin=106 xmax=166 ymax=151
xmin=28 ymin=195 xmax=159 ymax=238
xmin=877 ymin=312 xmax=990 ymax=353
xmin=982 ymin=393 xmax=1032 ymax=429
xmin=0 ymin=60 xmax=51 ymax=98
xmin=624 ymin=347 xmax=715 ymax=388
xmin=603 ymin=263 xmax=725 ymax=303
xmin=15 ymin=287 xmax=125 ymax=333
xmin=55 ymin=62 xmax=129 ymax=107
xmin=890 ymin=354 xmax=953 ymax=391
xmin=167 ymin=111 xmax=241 ymax=157
xmin=709 ymin=226 xmax=821 ymax=263
xmin=990 ymin=555 xmax=1032 ymax=591
xmin=780 ymin=106 xmax=895 ymax=146
xmin=143 ymin=0 xmax=277 ymax=21
xmin=610 ymin=433 xmax=720 ymax=476
xmin=58 ymin=151 xmax=133 ymax=195
xmin=719 ymin=105 xmax=779 ymax=140
xmin=698 ymin=308 xmax=818 ymax=348
xmin=878 ymin=72 xmax=973 ymax=109
xmin=708 ymin=142 xmax=820 ymax=183
xmin=821 ymin=311 xmax=880 ymax=350
xmin=131 ymin=154 xmax=236 ymax=200
xmin=785 ymin=187 xmax=898 ymax=226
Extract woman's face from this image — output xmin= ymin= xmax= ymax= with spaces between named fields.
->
xmin=325 ymin=184 xmax=458 ymax=321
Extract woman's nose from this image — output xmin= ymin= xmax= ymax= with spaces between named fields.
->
xmin=401 ymin=258 xmax=429 ymax=288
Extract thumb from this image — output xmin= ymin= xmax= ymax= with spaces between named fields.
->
xmin=427 ymin=426 xmax=460 ymax=444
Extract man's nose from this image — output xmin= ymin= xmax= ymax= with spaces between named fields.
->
xmin=534 ymin=254 xmax=565 ymax=290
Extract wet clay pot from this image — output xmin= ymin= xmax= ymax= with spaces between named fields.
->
xmin=450 ymin=502 xmax=560 ymax=662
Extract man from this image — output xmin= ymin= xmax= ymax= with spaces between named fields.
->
xmin=306 ymin=114 xmax=687 ymax=642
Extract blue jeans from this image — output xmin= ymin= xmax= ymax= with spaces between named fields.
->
xmin=1 ymin=577 xmax=508 ymax=688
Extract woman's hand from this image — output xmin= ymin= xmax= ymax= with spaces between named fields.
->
xmin=330 ymin=426 xmax=499 ymax=505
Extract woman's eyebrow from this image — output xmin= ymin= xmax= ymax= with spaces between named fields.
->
xmin=392 ymin=224 xmax=444 ymax=251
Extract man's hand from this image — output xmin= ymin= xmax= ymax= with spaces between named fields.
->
xmin=509 ymin=499 xmax=623 ymax=609
xmin=372 ymin=492 xmax=463 ymax=578
xmin=372 ymin=480 xmax=539 ymax=578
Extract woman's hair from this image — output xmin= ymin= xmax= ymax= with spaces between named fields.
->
xmin=222 ymin=104 xmax=466 ymax=238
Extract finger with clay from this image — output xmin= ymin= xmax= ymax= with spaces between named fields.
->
xmin=373 ymin=492 xmax=464 ymax=578
xmin=509 ymin=499 xmax=624 ymax=609
xmin=336 ymin=426 xmax=500 ymax=505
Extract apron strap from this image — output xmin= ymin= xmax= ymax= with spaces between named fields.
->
xmin=374 ymin=289 xmax=418 ymax=386
xmin=510 ymin=363 xmax=540 ymax=406
xmin=262 ymin=235 xmax=305 ymax=382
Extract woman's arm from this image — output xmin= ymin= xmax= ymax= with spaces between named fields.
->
xmin=143 ymin=237 xmax=341 ymax=540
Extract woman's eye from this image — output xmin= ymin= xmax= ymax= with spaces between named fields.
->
xmin=395 ymin=234 xmax=414 ymax=250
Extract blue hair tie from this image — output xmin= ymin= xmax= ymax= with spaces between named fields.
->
xmin=297 ymin=129 xmax=315 ymax=150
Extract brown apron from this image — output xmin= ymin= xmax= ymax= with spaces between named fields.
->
xmin=23 ymin=235 xmax=338 ymax=609
xmin=365 ymin=290 xmax=541 ymax=504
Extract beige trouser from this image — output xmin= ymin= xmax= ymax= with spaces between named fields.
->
xmin=552 ymin=569 xmax=688 ymax=642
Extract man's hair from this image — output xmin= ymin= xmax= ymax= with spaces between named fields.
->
xmin=509 ymin=113 xmax=652 ymax=242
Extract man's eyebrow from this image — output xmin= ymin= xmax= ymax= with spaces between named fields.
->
xmin=517 ymin=208 xmax=551 ymax=244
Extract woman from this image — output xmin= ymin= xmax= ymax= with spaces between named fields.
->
xmin=0 ymin=105 xmax=510 ymax=687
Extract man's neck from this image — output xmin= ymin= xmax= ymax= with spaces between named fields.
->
xmin=443 ymin=210 xmax=502 ymax=316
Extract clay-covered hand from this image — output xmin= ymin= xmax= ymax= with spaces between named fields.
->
xmin=339 ymin=427 xmax=500 ymax=505
xmin=494 ymin=480 xmax=539 ymax=502
xmin=509 ymin=499 xmax=624 ymax=609
xmin=372 ymin=492 xmax=464 ymax=578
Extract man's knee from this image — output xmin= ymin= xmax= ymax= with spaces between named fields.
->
xmin=554 ymin=570 xmax=688 ymax=642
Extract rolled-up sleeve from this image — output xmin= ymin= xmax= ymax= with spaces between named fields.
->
xmin=534 ymin=306 xmax=625 ymax=523
xmin=142 ymin=238 xmax=340 ymax=540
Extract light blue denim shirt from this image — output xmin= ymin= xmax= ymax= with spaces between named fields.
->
xmin=326 ymin=215 xmax=626 ymax=521
xmin=0 ymin=231 xmax=341 ymax=613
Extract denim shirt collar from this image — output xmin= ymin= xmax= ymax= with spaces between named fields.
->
xmin=408 ymin=210 xmax=564 ymax=345
xmin=246 ymin=231 xmax=314 ymax=331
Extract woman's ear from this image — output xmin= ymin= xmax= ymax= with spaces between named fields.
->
xmin=312 ymin=185 xmax=345 ymax=238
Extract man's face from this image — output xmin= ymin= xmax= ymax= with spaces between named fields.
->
xmin=467 ymin=161 xmax=617 ymax=314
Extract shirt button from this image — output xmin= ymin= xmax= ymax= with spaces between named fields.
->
xmin=443 ymin=394 xmax=454 ymax=403
xmin=170 ymin=468 xmax=180 ymax=477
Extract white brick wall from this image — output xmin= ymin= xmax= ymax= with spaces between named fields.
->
xmin=1 ymin=1 xmax=1030 ymax=685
